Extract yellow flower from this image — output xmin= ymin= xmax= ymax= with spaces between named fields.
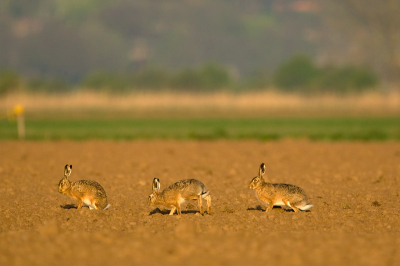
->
xmin=13 ymin=104 xmax=24 ymax=115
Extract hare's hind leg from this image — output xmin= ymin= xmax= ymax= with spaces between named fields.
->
xmin=84 ymin=197 xmax=97 ymax=210
xmin=284 ymin=200 xmax=300 ymax=213
xmin=290 ymin=205 xmax=300 ymax=212
xmin=197 ymin=195 xmax=204 ymax=215
xmin=176 ymin=203 xmax=182 ymax=215
xmin=95 ymin=198 xmax=108 ymax=210
xmin=205 ymin=194 xmax=211 ymax=214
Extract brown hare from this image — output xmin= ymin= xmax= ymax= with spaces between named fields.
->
xmin=249 ymin=163 xmax=313 ymax=213
xmin=148 ymin=178 xmax=211 ymax=215
xmin=58 ymin=165 xmax=110 ymax=210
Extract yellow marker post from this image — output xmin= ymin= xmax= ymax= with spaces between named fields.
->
xmin=13 ymin=104 xmax=25 ymax=140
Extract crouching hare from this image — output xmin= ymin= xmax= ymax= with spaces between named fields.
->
xmin=148 ymin=178 xmax=211 ymax=215
xmin=249 ymin=163 xmax=313 ymax=213
xmin=58 ymin=165 xmax=110 ymax=210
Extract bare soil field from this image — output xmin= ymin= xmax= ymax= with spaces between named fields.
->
xmin=0 ymin=140 xmax=399 ymax=266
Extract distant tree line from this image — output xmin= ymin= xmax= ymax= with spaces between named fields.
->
xmin=83 ymin=63 xmax=232 ymax=92
xmin=0 ymin=56 xmax=378 ymax=95
xmin=273 ymin=55 xmax=378 ymax=94
xmin=318 ymin=0 xmax=400 ymax=85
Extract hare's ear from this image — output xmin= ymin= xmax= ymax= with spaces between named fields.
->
xmin=64 ymin=164 xmax=72 ymax=177
xmin=259 ymin=163 xmax=266 ymax=177
xmin=152 ymin=178 xmax=160 ymax=192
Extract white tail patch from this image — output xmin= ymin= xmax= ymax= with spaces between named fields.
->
xmin=299 ymin=204 xmax=314 ymax=211
xmin=104 ymin=204 xmax=111 ymax=210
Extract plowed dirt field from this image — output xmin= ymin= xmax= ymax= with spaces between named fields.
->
xmin=1 ymin=140 xmax=399 ymax=266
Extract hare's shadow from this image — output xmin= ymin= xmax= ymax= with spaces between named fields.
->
xmin=149 ymin=208 xmax=204 ymax=216
xmin=61 ymin=204 xmax=93 ymax=209
xmin=61 ymin=204 xmax=77 ymax=209
xmin=247 ymin=205 xmax=295 ymax=212
xmin=61 ymin=204 xmax=95 ymax=209
xmin=247 ymin=205 xmax=311 ymax=213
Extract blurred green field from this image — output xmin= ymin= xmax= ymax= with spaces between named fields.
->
xmin=1 ymin=117 xmax=400 ymax=141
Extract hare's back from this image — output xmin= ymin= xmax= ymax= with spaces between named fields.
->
xmin=273 ymin=183 xmax=307 ymax=200
xmin=167 ymin=179 xmax=207 ymax=196
xmin=72 ymin=180 xmax=107 ymax=198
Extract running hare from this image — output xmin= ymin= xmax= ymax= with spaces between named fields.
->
xmin=148 ymin=178 xmax=211 ymax=215
xmin=58 ymin=165 xmax=110 ymax=210
xmin=249 ymin=163 xmax=313 ymax=213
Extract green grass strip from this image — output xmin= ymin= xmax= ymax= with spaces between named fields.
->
xmin=1 ymin=117 xmax=399 ymax=141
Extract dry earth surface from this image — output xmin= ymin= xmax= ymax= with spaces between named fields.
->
xmin=0 ymin=140 xmax=399 ymax=266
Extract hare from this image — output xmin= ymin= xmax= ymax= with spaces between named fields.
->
xmin=148 ymin=178 xmax=211 ymax=215
xmin=58 ymin=165 xmax=110 ymax=210
xmin=249 ymin=163 xmax=313 ymax=213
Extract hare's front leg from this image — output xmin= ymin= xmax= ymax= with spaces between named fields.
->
xmin=206 ymin=195 xmax=211 ymax=214
xmin=265 ymin=201 xmax=274 ymax=213
xmin=77 ymin=199 xmax=83 ymax=210
xmin=198 ymin=195 xmax=204 ymax=215
xmin=169 ymin=206 xmax=177 ymax=215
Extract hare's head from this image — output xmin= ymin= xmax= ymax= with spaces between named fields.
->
xmin=249 ymin=163 xmax=265 ymax=189
xmin=148 ymin=178 xmax=161 ymax=205
xmin=58 ymin=164 xmax=72 ymax=194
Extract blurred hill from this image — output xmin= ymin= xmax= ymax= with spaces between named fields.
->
xmin=0 ymin=0 xmax=320 ymax=83
xmin=0 ymin=0 xmax=399 ymax=89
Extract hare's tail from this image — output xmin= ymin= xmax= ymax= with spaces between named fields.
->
xmin=299 ymin=204 xmax=313 ymax=211
xmin=104 ymin=204 xmax=111 ymax=210
xmin=201 ymin=190 xmax=210 ymax=198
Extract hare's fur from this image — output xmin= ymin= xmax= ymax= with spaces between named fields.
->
xmin=58 ymin=165 xmax=110 ymax=210
xmin=148 ymin=178 xmax=211 ymax=215
xmin=249 ymin=163 xmax=313 ymax=213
